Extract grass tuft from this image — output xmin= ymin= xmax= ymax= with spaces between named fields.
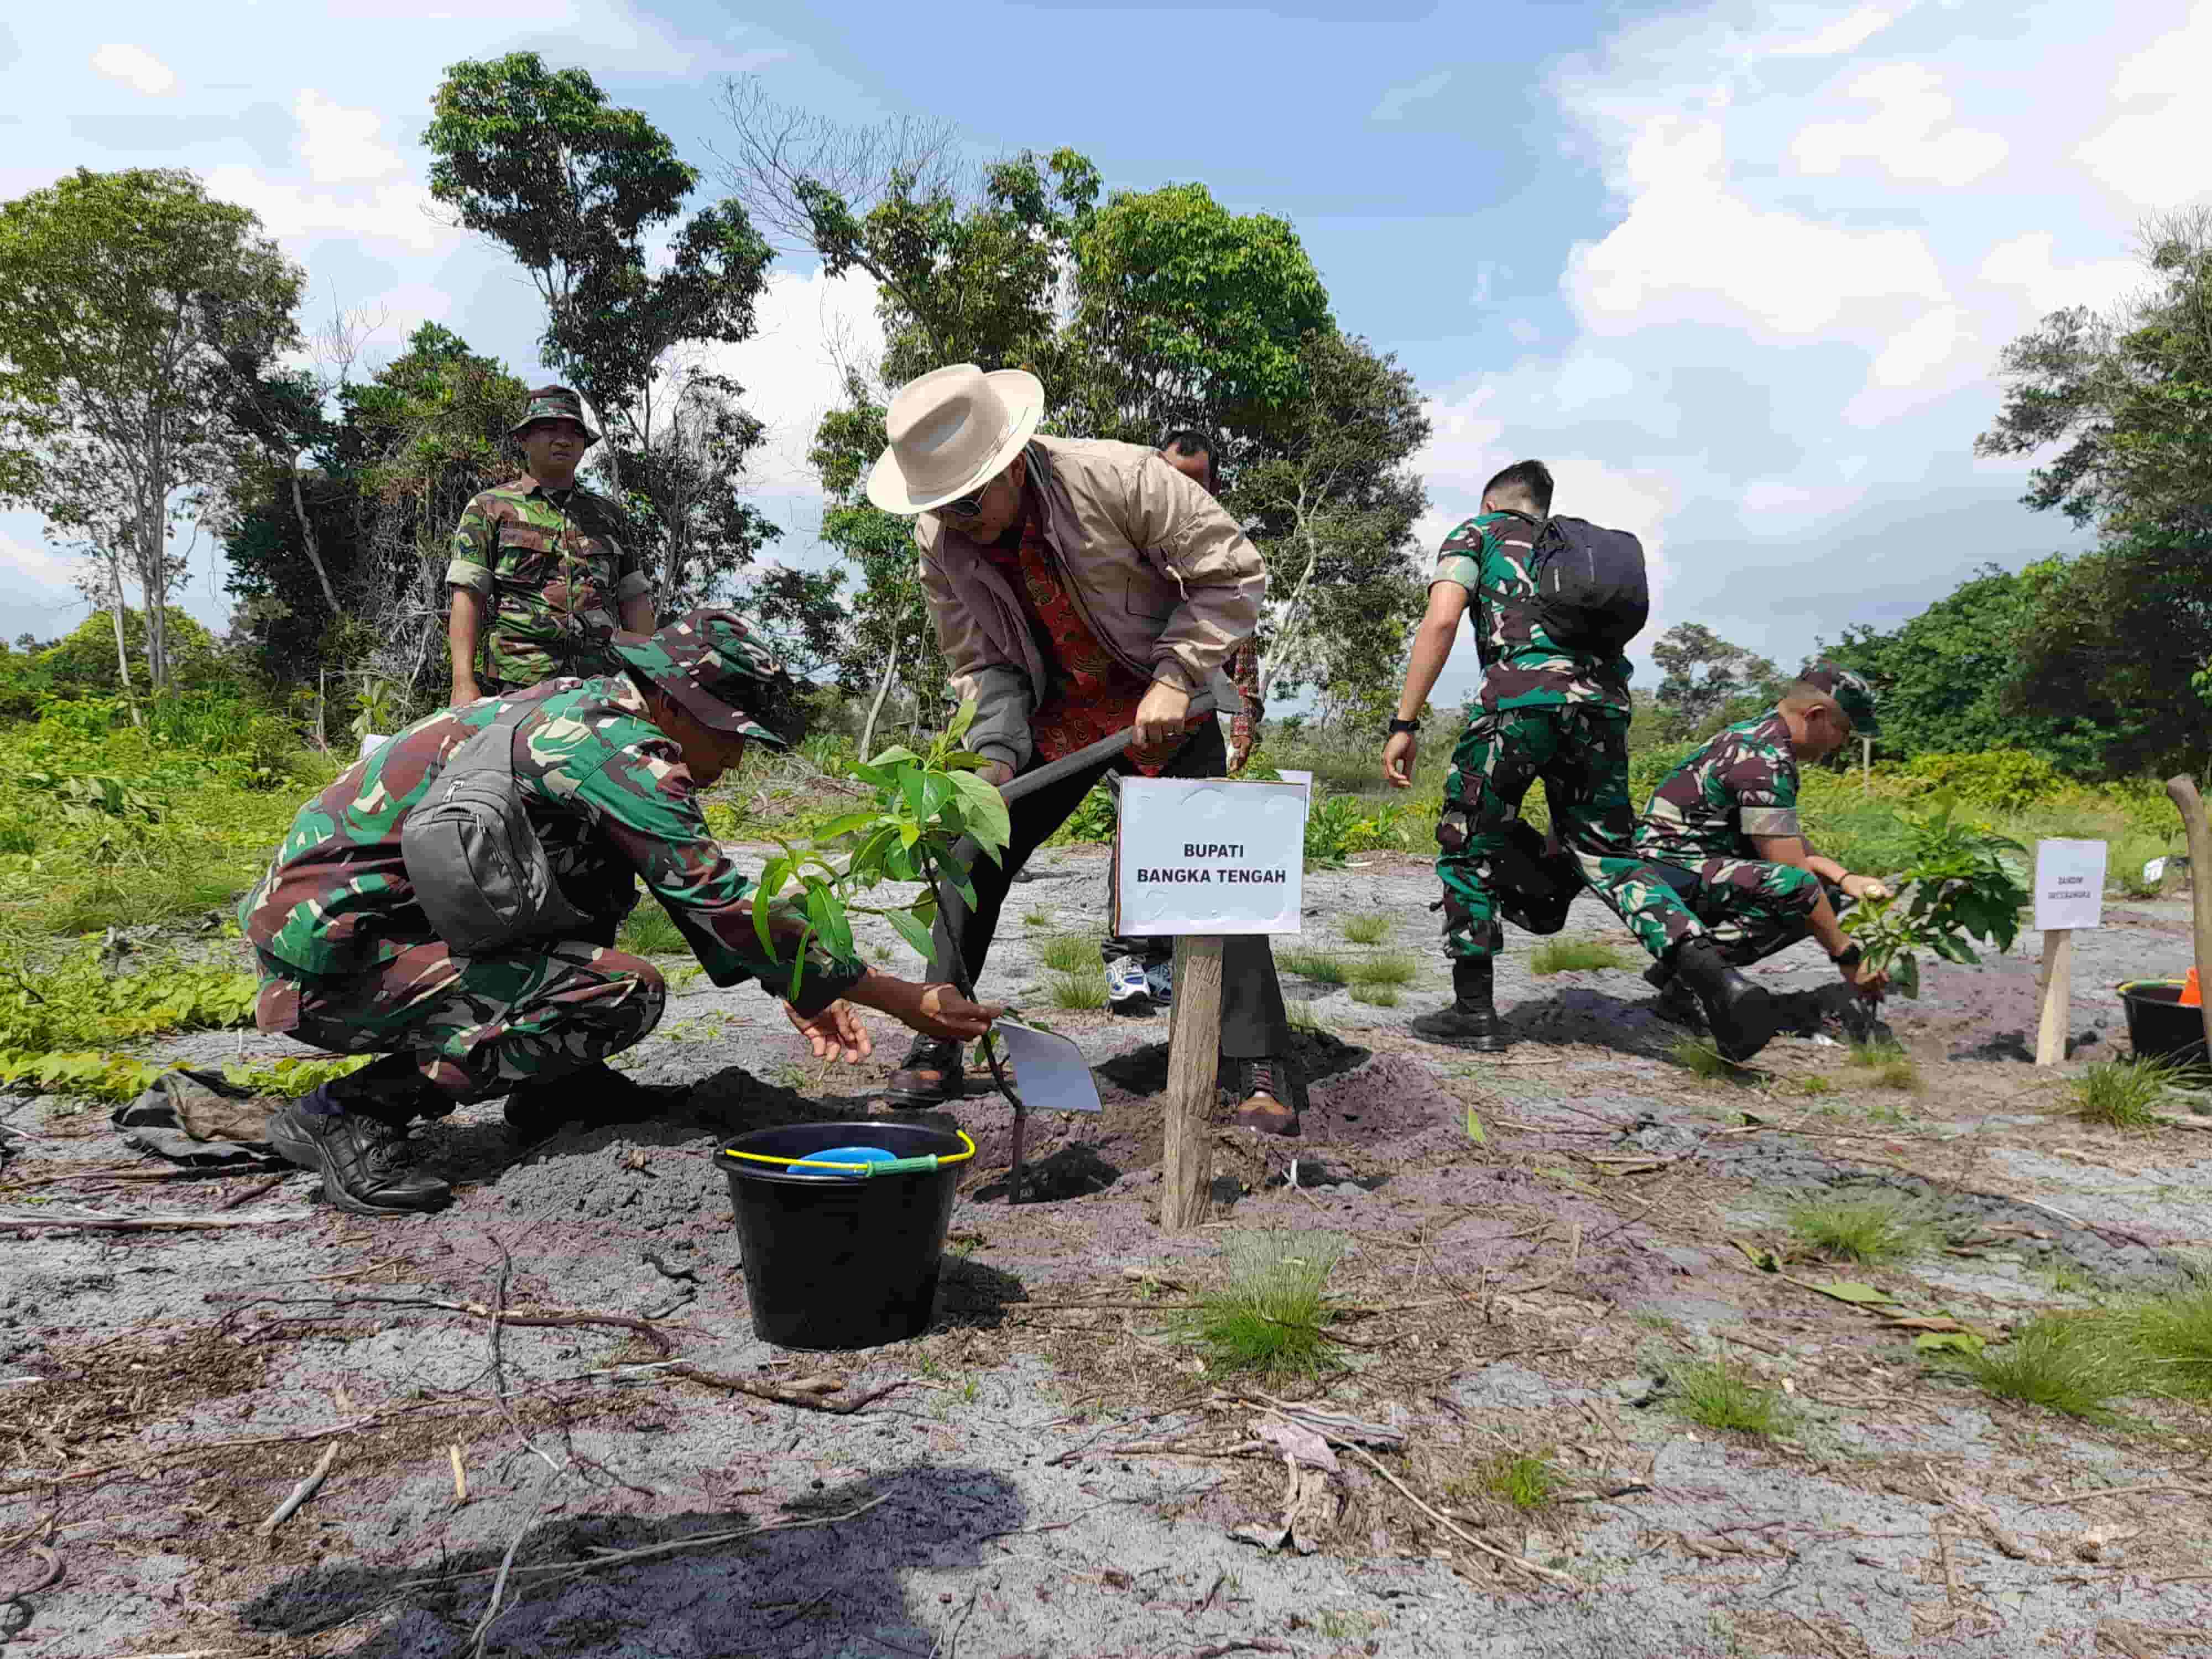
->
xmin=1347 ymin=950 xmax=1418 ymax=988
xmin=1349 ymin=983 xmax=1402 ymax=1008
xmin=1180 ymin=1230 xmax=1349 ymax=1380
xmin=2068 ymin=1056 xmax=2182 ymax=1130
xmin=2112 ymin=1282 xmax=2212 ymax=1399
xmin=1668 ymin=1037 xmax=1732 ymax=1081
xmin=1278 ymin=947 xmax=1349 ymax=985
xmin=614 ymin=905 xmax=689 ymax=957
xmin=1950 ymin=1315 xmax=2129 ymax=1421
xmin=1786 ymin=1074 xmax=1839 ymax=1098
xmin=1848 ymin=1039 xmax=1921 ymax=1092
xmin=1021 ymin=909 xmax=1053 ymax=928
xmin=1530 ymin=938 xmax=1632 ymax=975
xmin=1340 ymin=912 xmax=1394 ymax=945
xmin=1285 ymin=1002 xmax=1330 ymax=1036
xmin=1037 ymin=933 xmax=1099 ymax=973
xmin=1457 ymin=1451 xmax=1560 ymax=1513
xmin=1785 ymin=1190 xmax=1939 ymax=1264
xmin=1046 ymin=967 xmax=1107 ymax=1010
xmin=1668 ymin=1357 xmax=1793 ymax=1437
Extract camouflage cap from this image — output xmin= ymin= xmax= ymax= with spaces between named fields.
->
xmin=1799 ymin=662 xmax=1880 ymax=735
xmin=613 ymin=608 xmax=792 ymax=749
xmin=511 ymin=385 xmax=601 ymax=445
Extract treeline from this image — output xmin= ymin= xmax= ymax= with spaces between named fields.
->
xmin=0 ymin=56 xmax=1430 ymax=739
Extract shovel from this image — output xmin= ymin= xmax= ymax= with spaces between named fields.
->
xmin=977 ymin=688 xmax=1222 ymax=1197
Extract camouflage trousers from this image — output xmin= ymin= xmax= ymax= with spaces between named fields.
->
xmin=1434 ymin=706 xmax=1635 ymax=960
xmin=1594 ymin=856 xmax=1845 ymax=967
xmin=253 ymin=936 xmax=666 ymax=1106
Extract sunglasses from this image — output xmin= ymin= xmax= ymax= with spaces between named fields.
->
xmin=938 ymin=471 xmax=1005 ymax=520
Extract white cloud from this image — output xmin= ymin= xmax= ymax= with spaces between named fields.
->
xmin=1763 ymin=4 xmax=1905 ymax=58
xmin=201 ymin=165 xmax=454 ymax=255
xmin=0 ymin=525 xmax=80 ymax=597
xmin=89 ymin=42 xmax=176 ymax=96
xmin=1564 ymin=181 xmax=1948 ymax=339
xmin=1791 ymin=62 xmax=2007 ymax=186
xmin=1373 ymin=70 xmax=1451 ymax=124
xmin=295 ymin=88 xmax=405 ymax=186
xmin=1978 ymin=232 xmax=2140 ymax=316
xmin=2072 ymin=1 xmax=2212 ymax=208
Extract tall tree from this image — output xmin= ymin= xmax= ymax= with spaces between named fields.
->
xmin=425 ymin=52 xmax=779 ymax=613
xmin=1232 ymin=330 xmax=1428 ymax=707
xmin=0 ymin=168 xmax=302 ymax=692
xmin=1649 ymin=623 xmax=1782 ymax=737
xmin=1975 ymin=206 xmax=2212 ymax=775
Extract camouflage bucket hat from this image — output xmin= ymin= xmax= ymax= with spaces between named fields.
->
xmin=510 ymin=385 xmax=601 ymax=445
xmin=1801 ymin=662 xmax=1880 ymax=736
xmin=613 ymin=608 xmax=792 ymax=749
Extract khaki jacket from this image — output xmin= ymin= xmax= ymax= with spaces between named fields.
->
xmin=915 ymin=436 xmax=1264 ymax=771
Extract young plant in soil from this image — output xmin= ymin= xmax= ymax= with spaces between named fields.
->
xmin=1837 ymin=802 xmax=2030 ymax=999
xmin=614 ymin=905 xmax=688 ymax=957
xmin=745 ymin=701 xmax=1011 ymax=996
xmin=1846 ymin=1039 xmax=1921 ymax=1092
xmin=2068 ymin=1056 xmax=2183 ymax=1130
xmin=1180 ymin=1229 xmax=1349 ymax=1380
xmin=1785 ymin=1191 xmax=1939 ymax=1264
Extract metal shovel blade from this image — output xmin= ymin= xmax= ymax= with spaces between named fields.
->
xmin=990 ymin=1019 xmax=1102 ymax=1114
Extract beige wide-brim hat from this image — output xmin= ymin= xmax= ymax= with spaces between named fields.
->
xmin=866 ymin=363 xmax=1045 ymax=515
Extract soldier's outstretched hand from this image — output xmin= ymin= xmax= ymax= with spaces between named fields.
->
xmin=785 ymin=999 xmax=873 ymax=1062
xmin=1384 ymin=730 xmax=1417 ymax=787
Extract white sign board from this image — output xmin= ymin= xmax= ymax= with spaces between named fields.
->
xmin=1275 ymin=768 xmax=1314 ymax=809
xmin=2034 ymin=838 xmax=2107 ymax=932
xmin=1114 ymin=778 xmax=1305 ymax=936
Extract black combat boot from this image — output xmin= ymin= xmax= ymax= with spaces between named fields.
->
xmin=1408 ymin=957 xmax=1510 ymax=1052
xmin=1644 ymin=960 xmax=1704 ymax=1029
xmin=1666 ymin=936 xmax=1776 ymax=1063
xmin=266 ymin=1082 xmax=451 ymax=1216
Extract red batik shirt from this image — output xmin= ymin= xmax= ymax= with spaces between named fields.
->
xmin=980 ymin=493 xmax=1186 ymax=773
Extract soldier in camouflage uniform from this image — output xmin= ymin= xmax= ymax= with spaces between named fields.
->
xmin=446 ymin=387 xmax=655 ymax=703
xmin=1381 ymin=460 xmax=1648 ymax=1052
xmin=242 ymin=608 xmax=999 ymax=1216
xmin=1597 ymin=665 xmax=1891 ymax=1052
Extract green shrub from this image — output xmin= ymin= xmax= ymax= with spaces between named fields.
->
xmin=1037 ymin=934 xmax=1098 ymax=973
xmin=1050 ymin=780 xmax=1117 ymax=844
xmin=1178 ymin=1230 xmax=1348 ymax=1380
xmin=1305 ymin=792 xmax=1409 ymax=867
xmin=1668 ymin=1357 xmax=1793 ymax=1436
xmin=1530 ymin=938 xmax=1631 ymax=974
xmin=1785 ymin=1191 xmax=1939 ymax=1263
xmin=1897 ymin=749 xmax=2064 ymax=811
xmin=1348 ymin=983 xmax=1401 ymax=1007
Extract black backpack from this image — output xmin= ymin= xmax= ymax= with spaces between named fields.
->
xmin=1502 ymin=514 xmax=1648 ymax=659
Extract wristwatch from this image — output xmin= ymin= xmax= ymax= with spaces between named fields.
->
xmin=1829 ymin=944 xmax=1864 ymax=968
xmin=1387 ymin=718 xmax=1421 ymax=735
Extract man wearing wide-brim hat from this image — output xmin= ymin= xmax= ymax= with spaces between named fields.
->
xmin=241 ymin=607 xmax=1000 ymax=1217
xmin=867 ymin=362 xmax=1302 ymax=1136
xmin=446 ymin=385 xmax=656 ymax=705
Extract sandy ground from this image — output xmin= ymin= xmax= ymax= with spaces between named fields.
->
xmin=4 ymin=844 xmax=2211 ymax=1658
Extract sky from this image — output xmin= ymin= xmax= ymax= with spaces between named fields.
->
xmin=3 ymin=0 xmax=2205 ymax=712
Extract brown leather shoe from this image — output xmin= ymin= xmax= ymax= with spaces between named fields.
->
xmin=882 ymin=1036 xmax=964 ymax=1109
xmin=1226 ymin=1056 xmax=1300 ymax=1139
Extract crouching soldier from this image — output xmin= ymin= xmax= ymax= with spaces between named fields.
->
xmin=1599 ymin=665 xmax=1891 ymax=1061
xmin=241 ymin=608 xmax=999 ymax=1215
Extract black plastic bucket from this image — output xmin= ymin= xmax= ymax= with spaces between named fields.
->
xmin=716 ymin=1120 xmax=968 ymax=1350
xmin=2118 ymin=981 xmax=2210 ymax=1067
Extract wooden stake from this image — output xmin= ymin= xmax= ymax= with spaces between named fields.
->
xmin=1860 ymin=735 xmax=1872 ymax=795
xmin=2164 ymin=776 xmax=2212 ymax=1061
xmin=2036 ymin=928 xmax=2074 ymax=1068
xmin=1163 ymin=935 xmax=1224 ymax=1230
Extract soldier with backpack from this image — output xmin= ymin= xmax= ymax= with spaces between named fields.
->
xmin=1381 ymin=460 xmax=1767 ymax=1057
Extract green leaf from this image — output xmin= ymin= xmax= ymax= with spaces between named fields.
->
xmin=1807 ymin=1279 xmax=1897 ymax=1305
xmin=884 ymin=907 xmax=937 ymax=961
xmin=946 ymin=767 xmax=1011 ymax=859
xmin=752 ymin=856 xmax=790 ymax=961
xmin=945 ymin=698 xmax=977 ymax=745
xmin=810 ymin=811 xmax=880 ymax=842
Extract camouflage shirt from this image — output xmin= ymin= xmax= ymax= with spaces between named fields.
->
xmin=238 ymin=676 xmax=861 ymax=1010
xmin=446 ymin=476 xmax=651 ymax=687
xmin=1633 ymin=712 xmax=1804 ymax=864
xmin=1433 ymin=512 xmax=1632 ymax=715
